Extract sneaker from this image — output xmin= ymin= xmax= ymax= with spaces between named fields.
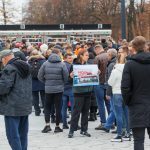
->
xmin=111 ymin=130 xmax=117 ymax=134
xmin=95 ymin=124 xmax=105 ymax=130
xmin=80 ymin=131 xmax=91 ymax=137
xmin=122 ymin=134 xmax=131 ymax=141
xmin=63 ymin=124 xmax=69 ymax=129
xmin=111 ymin=135 xmax=122 ymax=142
xmin=68 ymin=131 xmax=74 ymax=138
xmin=35 ymin=111 xmax=41 ymax=116
xmin=41 ymin=125 xmax=52 ymax=133
xmin=54 ymin=126 xmax=63 ymax=133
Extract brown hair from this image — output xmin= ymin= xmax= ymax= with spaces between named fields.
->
xmin=63 ymin=53 xmax=73 ymax=59
xmin=131 ymin=36 xmax=146 ymax=52
xmin=77 ymin=49 xmax=88 ymax=63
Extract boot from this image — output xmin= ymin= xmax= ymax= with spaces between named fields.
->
xmin=88 ymin=113 xmax=95 ymax=121
xmin=94 ymin=111 xmax=97 ymax=120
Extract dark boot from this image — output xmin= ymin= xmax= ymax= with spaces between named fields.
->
xmin=88 ymin=113 xmax=95 ymax=121
xmin=42 ymin=125 xmax=52 ymax=133
xmin=54 ymin=126 xmax=63 ymax=133
xmin=94 ymin=110 xmax=97 ymax=120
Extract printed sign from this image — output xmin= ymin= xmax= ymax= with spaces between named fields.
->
xmin=73 ymin=65 xmax=99 ymax=86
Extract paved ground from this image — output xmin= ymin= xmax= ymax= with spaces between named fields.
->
xmin=0 ymin=112 xmax=149 ymax=150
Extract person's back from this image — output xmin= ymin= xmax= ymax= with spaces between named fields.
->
xmin=38 ymin=49 xmax=69 ymax=133
xmin=38 ymin=53 xmax=68 ymax=93
xmin=0 ymin=58 xmax=32 ymax=116
xmin=0 ymin=49 xmax=32 ymax=150
xmin=121 ymin=36 xmax=150 ymax=150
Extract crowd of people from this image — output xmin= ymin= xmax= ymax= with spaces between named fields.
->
xmin=0 ymin=36 xmax=150 ymax=150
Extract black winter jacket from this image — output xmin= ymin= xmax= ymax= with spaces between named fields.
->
xmin=0 ymin=58 xmax=32 ymax=116
xmin=121 ymin=52 xmax=150 ymax=128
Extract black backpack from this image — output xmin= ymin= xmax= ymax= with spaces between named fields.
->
xmin=29 ymin=59 xmax=42 ymax=79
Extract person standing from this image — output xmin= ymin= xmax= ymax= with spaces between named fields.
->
xmin=108 ymin=48 xmax=130 ymax=142
xmin=61 ymin=53 xmax=74 ymax=129
xmin=28 ymin=50 xmax=46 ymax=116
xmin=121 ymin=36 xmax=150 ymax=150
xmin=0 ymin=49 xmax=32 ymax=150
xmin=38 ymin=48 xmax=68 ymax=133
xmin=68 ymin=49 xmax=93 ymax=138
xmin=94 ymin=45 xmax=110 ymax=129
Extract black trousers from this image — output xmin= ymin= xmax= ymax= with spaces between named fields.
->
xmin=45 ymin=93 xmax=62 ymax=126
xmin=132 ymin=127 xmax=150 ymax=150
xmin=70 ymin=93 xmax=91 ymax=132
xmin=32 ymin=90 xmax=45 ymax=113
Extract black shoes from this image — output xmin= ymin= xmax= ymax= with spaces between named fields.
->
xmin=63 ymin=124 xmax=69 ymax=129
xmin=54 ymin=126 xmax=63 ymax=133
xmin=111 ymin=135 xmax=123 ymax=142
xmin=88 ymin=113 xmax=95 ymax=121
xmin=42 ymin=125 xmax=52 ymax=133
xmin=80 ymin=131 xmax=91 ymax=137
xmin=68 ymin=131 xmax=74 ymax=138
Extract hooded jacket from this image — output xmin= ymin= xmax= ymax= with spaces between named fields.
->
xmin=121 ymin=51 xmax=150 ymax=128
xmin=28 ymin=55 xmax=46 ymax=91
xmin=38 ymin=53 xmax=69 ymax=93
xmin=12 ymin=48 xmax=27 ymax=61
xmin=108 ymin=63 xmax=124 ymax=94
xmin=0 ymin=58 xmax=32 ymax=116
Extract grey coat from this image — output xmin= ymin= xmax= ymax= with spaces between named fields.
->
xmin=0 ymin=58 xmax=32 ymax=116
xmin=38 ymin=53 xmax=69 ymax=93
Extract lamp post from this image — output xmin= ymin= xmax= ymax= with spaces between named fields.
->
xmin=121 ymin=0 xmax=126 ymax=39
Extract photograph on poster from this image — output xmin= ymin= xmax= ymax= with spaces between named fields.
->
xmin=73 ymin=65 xmax=99 ymax=87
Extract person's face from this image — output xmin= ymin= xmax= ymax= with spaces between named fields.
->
xmin=84 ymin=45 xmax=88 ymax=50
xmin=66 ymin=55 xmax=73 ymax=64
xmin=128 ymin=46 xmax=135 ymax=55
xmin=81 ymin=52 xmax=89 ymax=62
xmin=94 ymin=48 xmax=100 ymax=55
xmin=2 ymin=56 xmax=8 ymax=66
xmin=76 ymin=44 xmax=80 ymax=49
xmin=118 ymin=48 xmax=127 ymax=57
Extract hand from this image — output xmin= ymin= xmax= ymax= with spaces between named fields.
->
xmin=70 ymin=71 xmax=74 ymax=78
xmin=106 ymin=95 xmax=111 ymax=100
xmin=98 ymin=70 xmax=101 ymax=75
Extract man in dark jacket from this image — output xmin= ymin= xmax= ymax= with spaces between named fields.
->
xmin=121 ymin=36 xmax=150 ymax=150
xmin=38 ymin=48 xmax=69 ymax=133
xmin=61 ymin=53 xmax=74 ymax=129
xmin=94 ymin=44 xmax=110 ymax=130
xmin=0 ymin=49 xmax=32 ymax=150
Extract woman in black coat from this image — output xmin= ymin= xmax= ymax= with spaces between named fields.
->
xmin=121 ymin=36 xmax=150 ymax=150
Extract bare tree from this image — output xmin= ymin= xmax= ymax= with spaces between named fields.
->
xmin=0 ymin=0 xmax=19 ymax=25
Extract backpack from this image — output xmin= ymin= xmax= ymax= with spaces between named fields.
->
xmin=30 ymin=59 xmax=42 ymax=79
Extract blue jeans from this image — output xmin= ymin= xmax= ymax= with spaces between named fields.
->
xmin=104 ymin=98 xmax=116 ymax=129
xmin=94 ymin=84 xmax=107 ymax=123
xmin=113 ymin=94 xmax=129 ymax=136
xmin=61 ymin=88 xmax=74 ymax=125
xmin=4 ymin=116 xmax=29 ymax=150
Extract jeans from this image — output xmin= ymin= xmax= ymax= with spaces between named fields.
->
xmin=132 ymin=127 xmax=150 ymax=150
xmin=113 ymin=94 xmax=129 ymax=136
xmin=61 ymin=88 xmax=74 ymax=125
xmin=94 ymin=84 xmax=108 ymax=123
xmin=4 ymin=116 xmax=29 ymax=150
xmin=104 ymin=98 xmax=116 ymax=129
xmin=45 ymin=93 xmax=62 ymax=126
xmin=32 ymin=90 xmax=45 ymax=114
